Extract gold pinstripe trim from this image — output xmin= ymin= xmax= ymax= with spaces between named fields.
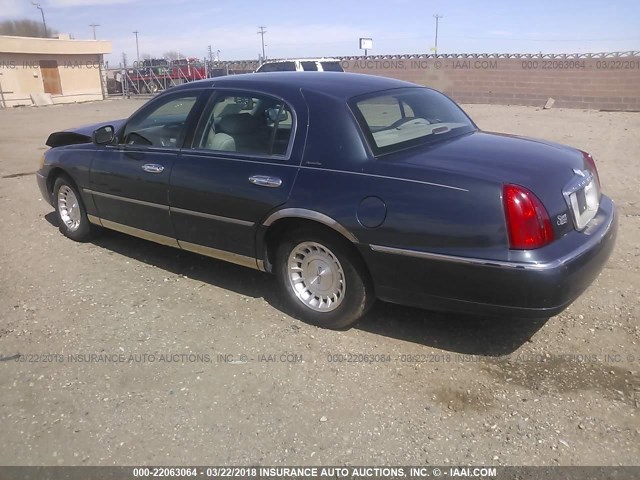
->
xmin=87 ymin=216 xmax=260 ymax=271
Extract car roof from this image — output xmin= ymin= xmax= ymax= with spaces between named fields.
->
xmin=171 ymin=72 xmax=420 ymax=100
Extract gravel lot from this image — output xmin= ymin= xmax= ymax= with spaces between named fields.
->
xmin=0 ymin=98 xmax=638 ymax=466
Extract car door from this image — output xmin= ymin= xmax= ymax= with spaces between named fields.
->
xmin=169 ymin=89 xmax=306 ymax=266
xmin=88 ymin=90 xmax=206 ymax=243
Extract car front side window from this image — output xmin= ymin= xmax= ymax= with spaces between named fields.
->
xmin=122 ymin=94 xmax=199 ymax=148
xmin=196 ymin=93 xmax=294 ymax=158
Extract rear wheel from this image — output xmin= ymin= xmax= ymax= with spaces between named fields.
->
xmin=53 ymin=176 xmax=96 ymax=242
xmin=276 ymin=228 xmax=374 ymax=329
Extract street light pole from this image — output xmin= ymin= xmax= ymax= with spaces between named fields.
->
xmin=31 ymin=2 xmax=48 ymax=38
xmin=133 ymin=31 xmax=140 ymax=64
xmin=257 ymin=26 xmax=267 ymax=61
xmin=89 ymin=23 xmax=100 ymax=40
xmin=433 ymin=14 xmax=443 ymax=54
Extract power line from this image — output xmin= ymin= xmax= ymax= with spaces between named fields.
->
xmin=257 ymin=26 xmax=267 ymax=61
xmin=133 ymin=30 xmax=140 ymax=63
xmin=433 ymin=14 xmax=443 ymax=54
xmin=31 ymin=2 xmax=48 ymax=38
xmin=89 ymin=23 xmax=100 ymax=40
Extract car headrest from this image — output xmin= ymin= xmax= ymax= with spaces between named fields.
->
xmin=218 ymin=113 xmax=261 ymax=135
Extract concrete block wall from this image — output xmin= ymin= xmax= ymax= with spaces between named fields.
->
xmin=213 ymin=51 xmax=640 ymax=111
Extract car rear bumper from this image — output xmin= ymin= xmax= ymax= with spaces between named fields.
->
xmin=364 ymin=196 xmax=617 ymax=318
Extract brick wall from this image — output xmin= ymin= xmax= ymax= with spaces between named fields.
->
xmin=213 ymin=52 xmax=640 ymax=111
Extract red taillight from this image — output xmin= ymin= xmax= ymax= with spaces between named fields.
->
xmin=581 ymin=151 xmax=600 ymax=187
xmin=503 ymin=184 xmax=554 ymax=250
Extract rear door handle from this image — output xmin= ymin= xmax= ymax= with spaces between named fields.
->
xmin=141 ymin=164 xmax=165 ymax=173
xmin=249 ymin=175 xmax=282 ymax=188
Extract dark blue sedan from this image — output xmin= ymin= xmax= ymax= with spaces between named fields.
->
xmin=36 ymin=72 xmax=617 ymax=328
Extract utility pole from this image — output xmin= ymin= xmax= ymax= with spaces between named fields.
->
xmin=31 ymin=2 xmax=48 ymax=38
xmin=133 ymin=31 xmax=140 ymax=64
xmin=122 ymin=52 xmax=128 ymax=68
xmin=89 ymin=23 xmax=100 ymax=40
xmin=257 ymin=26 xmax=267 ymax=61
xmin=433 ymin=14 xmax=443 ymax=54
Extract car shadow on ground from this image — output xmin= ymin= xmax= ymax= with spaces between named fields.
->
xmin=46 ymin=214 xmax=549 ymax=356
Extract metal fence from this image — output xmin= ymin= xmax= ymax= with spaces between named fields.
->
xmin=103 ymin=64 xmax=254 ymax=97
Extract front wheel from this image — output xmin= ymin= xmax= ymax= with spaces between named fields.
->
xmin=53 ymin=176 xmax=96 ymax=242
xmin=276 ymin=229 xmax=374 ymax=329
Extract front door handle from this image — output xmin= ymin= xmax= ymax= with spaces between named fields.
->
xmin=249 ymin=175 xmax=282 ymax=188
xmin=141 ymin=164 xmax=165 ymax=174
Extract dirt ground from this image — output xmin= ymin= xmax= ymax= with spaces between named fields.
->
xmin=0 ymin=98 xmax=638 ymax=467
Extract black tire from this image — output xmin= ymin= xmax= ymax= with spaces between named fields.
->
xmin=53 ymin=175 xmax=96 ymax=242
xmin=276 ymin=228 xmax=374 ymax=329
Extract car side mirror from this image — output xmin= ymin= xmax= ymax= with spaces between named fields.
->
xmin=93 ymin=125 xmax=116 ymax=145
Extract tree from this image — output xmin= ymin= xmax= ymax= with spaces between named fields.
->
xmin=0 ymin=19 xmax=57 ymax=38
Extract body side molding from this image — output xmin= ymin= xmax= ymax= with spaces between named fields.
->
xmin=370 ymin=200 xmax=616 ymax=272
xmin=83 ymin=188 xmax=169 ymax=210
xmin=84 ymin=189 xmax=254 ymax=227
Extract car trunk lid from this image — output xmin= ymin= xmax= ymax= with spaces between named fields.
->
xmin=383 ymin=131 xmax=600 ymax=235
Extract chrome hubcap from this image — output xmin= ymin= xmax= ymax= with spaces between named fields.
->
xmin=287 ymin=241 xmax=346 ymax=312
xmin=57 ymin=185 xmax=81 ymax=232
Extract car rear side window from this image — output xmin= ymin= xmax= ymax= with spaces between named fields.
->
xmin=351 ymin=87 xmax=474 ymax=155
xmin=195 ymin=93 xmax=294 ymax=158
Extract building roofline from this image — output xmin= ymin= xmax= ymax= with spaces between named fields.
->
xmin=0 ymin=35 xmax=111 ymax=55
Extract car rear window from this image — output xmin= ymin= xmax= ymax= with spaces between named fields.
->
xmin=351 ymin=88 xmax=475 ymax=155
xmin=320 ymin=61 xmax=344 ymax=72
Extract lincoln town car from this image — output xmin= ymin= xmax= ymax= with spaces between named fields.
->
xmin=36 ymin=72 xmax=617 ymax=328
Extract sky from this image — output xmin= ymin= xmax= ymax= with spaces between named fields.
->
xmin=1 ymin=0 xmax=639 ymax=66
